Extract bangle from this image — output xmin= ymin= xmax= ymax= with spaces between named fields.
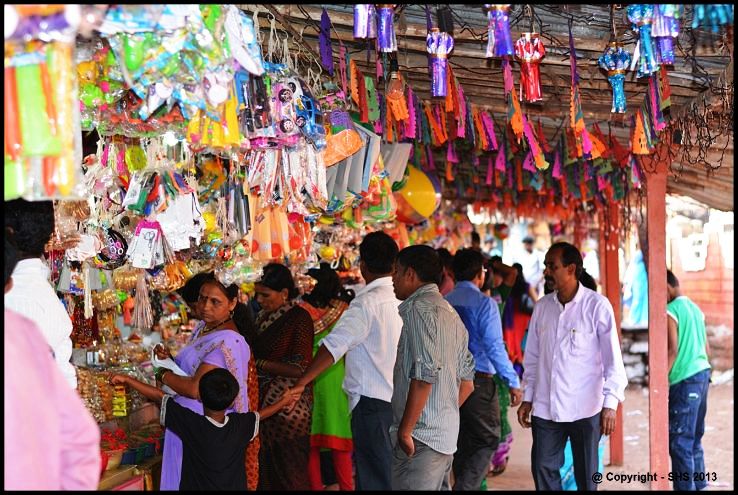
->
xmin=155 ymin=368 xmax=170 ymax=383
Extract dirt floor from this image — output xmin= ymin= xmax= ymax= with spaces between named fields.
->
xmin=487 ymin=380 xmax=734 ymax=491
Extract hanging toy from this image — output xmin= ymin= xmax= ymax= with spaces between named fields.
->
xmin=319 ymin=9 xmax=334 ymax=76
xmin=598 ymin=42 xmax=631 ymax=113
xmin=426 ymin=28 xmax=454 ymax=98
xmin=376 ymin=4 xmax=397 ymax=52
xmin=652 ymin=5 xmax=681 ymax=65
xmin=353 ymin=4 xmax=377 ymax=39
xmin=691 ymin=4 xmax=733 ymax=32
xmin=484 ymin=5 xmax=513 ymax=58
xmin=627 ymin=5 xmax=659 ymax=78
xmin=514 ymin=33 xmax=545 ymax=102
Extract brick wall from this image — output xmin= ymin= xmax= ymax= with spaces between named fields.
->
xmin=670 ymin=231 xmax=734 ymax=329
xmin=670 ymin=230 xmax=734 ymax=371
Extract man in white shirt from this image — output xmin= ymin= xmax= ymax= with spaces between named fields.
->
xmin=514 ymin=236 xmax=546 ymax=298
xmin=286 ymin=231 xmax=403 ymax=490
xmin=5 ymin=199 xmax=77 ymax=389
xmin=517 ymin=242 xmax=627 ymax=491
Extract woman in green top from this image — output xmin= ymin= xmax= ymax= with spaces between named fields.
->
xmin=299 ymin=263 xmax=355 ymax=491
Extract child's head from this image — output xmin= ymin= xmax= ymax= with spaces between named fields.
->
xmin=199 ymin=368 xmax=240 ymax=411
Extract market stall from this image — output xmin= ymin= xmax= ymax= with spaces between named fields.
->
xmin=4 ymin=4 xmax=732 ymax=490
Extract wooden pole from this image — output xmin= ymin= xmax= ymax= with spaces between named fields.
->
xmin=604 ymin=203 xmax=624 ymax=466
xmin=645 ymin=160 xmax=670 ymax=490
xmin=597 ymin=210 xmax=608 ymax=293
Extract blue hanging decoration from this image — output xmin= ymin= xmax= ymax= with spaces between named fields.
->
xmin=319 ymin=9 xmax=334 ymax=76
xmin=627 ymin=5 xmax=659 ymax=78
xmin=377 ymin=4 xmax=397 ymax=52
xmin=484 ymin=5 xmax=513 ymax=58
xmin=691 ymin=4 xmax=734 ymax=32
xmin=598 ymin=42 xmax=631 ymax=113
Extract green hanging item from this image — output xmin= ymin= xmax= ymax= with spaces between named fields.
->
xmin=365 ymin=76 xmax=380 ymax=122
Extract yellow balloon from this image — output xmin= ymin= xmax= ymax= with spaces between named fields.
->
xmin=395 ymin=166 xmax=441 ymax=224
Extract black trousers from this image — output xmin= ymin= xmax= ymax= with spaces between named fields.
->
xmin=351 ymin=396 xmax=394 ymax=491
xmin=452 ymin=375 xmax=501 ymax=490
xmin=531 ymin=413 xmax=601 ymax=491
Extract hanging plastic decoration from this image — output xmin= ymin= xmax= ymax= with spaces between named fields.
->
xmin=627 ymin=5 xmax=659 ymax=78
xmin=319 ymin=9 xmax=334 ymax=76
xmin=376 ymin=4 xmax=397 ymax=52
xmin=691 ymin=4 xmax=734 ymax=32
xmin=598 ymin=42 xmax=631 ymax=113
xmin=484 ymin=5 xmax=513 ymax=58
xmin=652 ymin=5 xmax=681 ymax=65
xmin=426 ymin=28 xmax=454 ymax=98
xmin=354 ymin=4 xmax=377 ymax=39
xmin=514 ymin=33 xmax=546 ymax=102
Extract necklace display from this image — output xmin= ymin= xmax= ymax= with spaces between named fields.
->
xmin=200 ymin=316 xmax=232 ymax=337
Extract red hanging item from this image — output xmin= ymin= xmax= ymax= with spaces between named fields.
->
xmin=515 ymin=33 xmax=546 ymax=103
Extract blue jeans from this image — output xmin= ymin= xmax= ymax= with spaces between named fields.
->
xmin=669 ymin=368 xmax=711 ymax=491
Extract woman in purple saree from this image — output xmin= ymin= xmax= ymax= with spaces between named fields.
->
xmin=156 ymin=277 xmax=253 ymax=490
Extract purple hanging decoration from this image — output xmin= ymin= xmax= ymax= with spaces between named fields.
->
xmin=353 ymin=5 xmax=377 ymax=39
xmin=627 ymin=5 xmax=659 ymax=78
xmin=377 ymin=4 xmax=397 ymax=52
xmin=598 ymin=42 xmax=631 ymax=113
xmin=484 ymin=5 xmax=513 ymax=58
xmin=652 ymin=5 xmax=681 ymax=65
xmin=319 ymin=9 xmax=334 ymax=76
xmin=552 ymin=150 xmax=562 ymax=179
xmin=426 ymin=28 xmax=454 ymax=97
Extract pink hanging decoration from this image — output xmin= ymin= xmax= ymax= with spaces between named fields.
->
xmin=581 ymin=127 xmax=594 ymax=159
xmin=486 ymin=155 xmax=494 ymax=185
xmin=457 ymin=83 xmax=467 ymax=138
xmin=405 ymin=88 xmax=417 ymax=139
xmin=446 ymin=141 xmax=459 ymax=163
xmin=482 ymin=112 xmax=498 ymax=151
xmin=515 ymin=33 xmax=546 ymax=102
xmin=522 ymin=118 xmax=549 ymax=170
xmin=522 ymin=151 xmax=536 ymax=172
xmin=597 ymin=175 xmax=608 ymax=192
xmin=494 ymin=148 xmax=506 ymax=172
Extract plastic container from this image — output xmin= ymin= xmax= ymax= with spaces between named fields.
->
xmin=121 ymin=445 xmax=147 ymax=465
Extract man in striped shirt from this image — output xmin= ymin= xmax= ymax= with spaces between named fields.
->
xmin=389 ymin=245 xmax=476 ymax=491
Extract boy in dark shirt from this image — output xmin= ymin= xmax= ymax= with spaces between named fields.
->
xmin=111 ymin=368 xmax=292 ymax=490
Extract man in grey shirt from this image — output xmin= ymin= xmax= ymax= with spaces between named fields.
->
xmin=390 ymin=245 xmax=476 ymax=490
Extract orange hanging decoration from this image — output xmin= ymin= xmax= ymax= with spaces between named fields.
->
xmin=632 ymin=110 xmax=650 ymax=155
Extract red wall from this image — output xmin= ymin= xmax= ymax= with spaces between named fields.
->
xmin=670 ymin=231 xmax=734 ymax=329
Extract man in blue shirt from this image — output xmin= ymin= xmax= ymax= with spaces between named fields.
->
xmin=445 ymin=249 xmax=522 ymax=490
